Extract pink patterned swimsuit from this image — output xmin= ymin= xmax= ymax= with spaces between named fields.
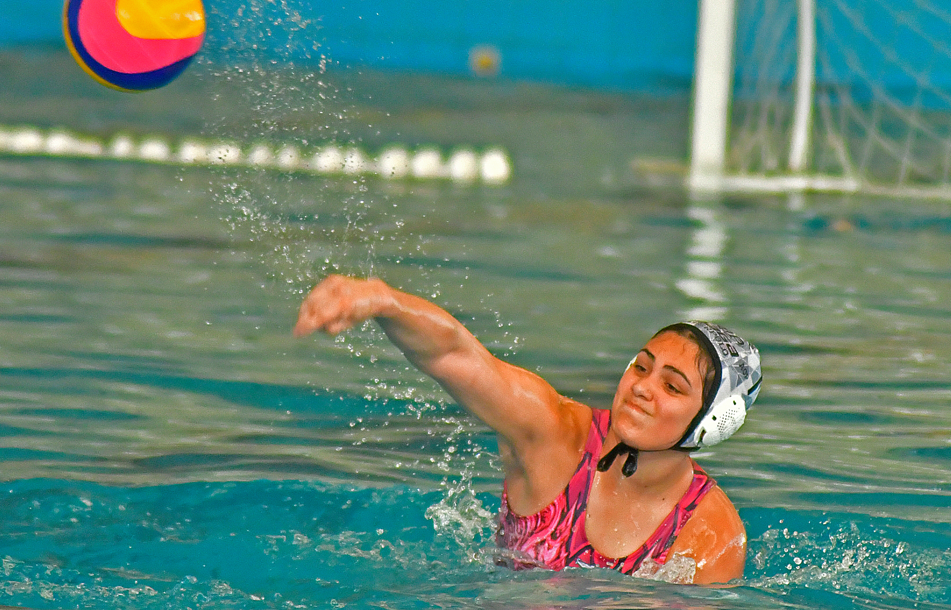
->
xmin=496 ymin=408 xmax=716 ymax=574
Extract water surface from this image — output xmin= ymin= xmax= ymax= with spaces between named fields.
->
xmin=1 ymin=47 xmax=950 ymax=609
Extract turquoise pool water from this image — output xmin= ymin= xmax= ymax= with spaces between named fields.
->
xmin=2 ymin=48 xmax=951 ymax=609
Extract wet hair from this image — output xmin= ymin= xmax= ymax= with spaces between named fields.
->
xmin=652 ymin=323 xmax=717 ymax=411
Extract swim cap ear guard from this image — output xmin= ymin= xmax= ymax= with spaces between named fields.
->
xmin=676 ymin=322 xmax=762 ymax=450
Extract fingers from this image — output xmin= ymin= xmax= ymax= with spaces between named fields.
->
xmin=293 ymin=298 xmax=325 ymax=338
xmin=293 ymin=275 xmax=384 ymax=338
xmin=293 ymin=275 xmax=346 ymax=337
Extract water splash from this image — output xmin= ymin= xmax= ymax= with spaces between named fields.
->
xmin=746 ymin=510 xmax=951 ymax=604
xmin=633 ymin=556 xmax=698 ymax=585
xmin=424 ymin=418 xmax=498 ymax=564
xmin=425 ymin=473 xmax=496 ymax=563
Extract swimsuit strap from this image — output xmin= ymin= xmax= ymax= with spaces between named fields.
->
xmin=617 ymin=460 xmax=716 ymax=571
xmin=565 ymin=407 xmax=610 ymax=517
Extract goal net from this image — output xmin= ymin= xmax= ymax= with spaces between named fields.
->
xmin=693 ymin=0 xmax=951 ymax=198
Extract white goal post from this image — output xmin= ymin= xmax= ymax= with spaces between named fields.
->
xmin=689 ymin=0 xmax=951 ymax=199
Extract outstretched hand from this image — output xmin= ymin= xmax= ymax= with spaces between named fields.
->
xmin=293 ymin=274 xmax=392 ymax=338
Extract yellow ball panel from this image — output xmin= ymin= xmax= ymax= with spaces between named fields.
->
xmin=115 ymin=0 xmax=205 ymax=40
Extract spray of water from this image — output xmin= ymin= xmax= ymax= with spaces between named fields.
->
xmin=191 ymin=2 xmax=512 ymax=569
xmin=424 ymin=420 xmax=497 ymax=564
xmin=747 ymin=516 xmax=951 ymax=603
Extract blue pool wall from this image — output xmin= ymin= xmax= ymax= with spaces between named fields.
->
xmin=2 ymin=0 xmax=697 ymax=93
xmin=1 ymin=0 xmax=947 ymax=97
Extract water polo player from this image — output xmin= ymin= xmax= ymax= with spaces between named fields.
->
xmin=294 ymin=275 xmax=762 ymax=584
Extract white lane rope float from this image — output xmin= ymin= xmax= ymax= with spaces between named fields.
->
xmin=0 ymin=124 xmax=512 ymax=184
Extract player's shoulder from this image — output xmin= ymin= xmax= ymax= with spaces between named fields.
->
xmin=668 ymin=484 xmax=747 ymax=584
xmin=692 ymin=485 xmax=746 ymax=536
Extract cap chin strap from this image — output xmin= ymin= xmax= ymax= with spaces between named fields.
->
xmin=596 ymin=442 xmax=639 ymax=477
xmin=598 ymin=439 xmax=699 ymax=477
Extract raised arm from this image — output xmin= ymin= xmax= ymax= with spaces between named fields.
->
xmin=293 ymin=275 xmax=586 ymax=476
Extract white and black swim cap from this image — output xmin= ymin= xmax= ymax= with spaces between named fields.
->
xmin=667 ymin=321 xmax=762 ymax=449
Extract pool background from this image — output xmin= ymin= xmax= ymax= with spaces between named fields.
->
xmin=2 ymin=27 xmax=951 ymax=610
xmin=4 ymin=0 xmax=945 ymax=95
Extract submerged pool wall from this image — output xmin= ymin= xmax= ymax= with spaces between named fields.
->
xmin=1 ymin=0 xmax=946 ymax=97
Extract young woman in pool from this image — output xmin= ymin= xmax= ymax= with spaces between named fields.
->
xmin=294 ymin=275 xmax=762 ymax=584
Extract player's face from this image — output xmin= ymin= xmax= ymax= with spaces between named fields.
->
xmin=610 ymin=332 xmax=705 ymax=451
